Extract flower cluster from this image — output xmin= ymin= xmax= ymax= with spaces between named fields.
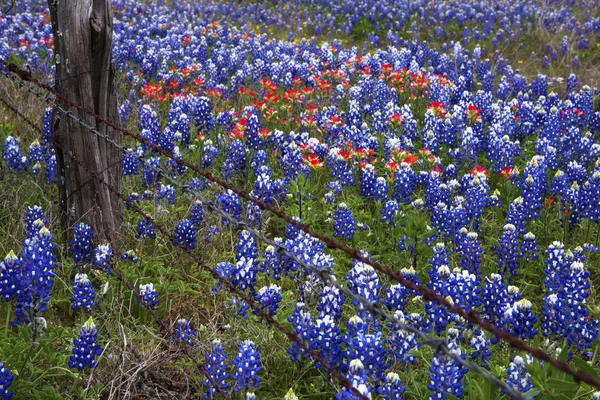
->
xmin=68 ymin=318 xmax=102 ymax=371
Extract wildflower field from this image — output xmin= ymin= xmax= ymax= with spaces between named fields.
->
xmin=1 ymin=0 xmax=600 ymax=399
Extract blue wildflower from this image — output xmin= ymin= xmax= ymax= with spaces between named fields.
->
xmin=138 ymin=283 xmax=158 ymax=310
xmin=254 ymin=284 xmax=282 ymax=316
xmin=72 ymin=223 xmax=94 ymax=267
xmin=173 ymin=319 xmax=195 ymax=346
xmin=231 ymin=340 xmax=262 ymax=392
xmin=0 ymin=362 xmax=14 ymax=400
xmin=68 ymin=318 xmax=102 ymax=371
xmin=203 ymin=339 xmax=230 ymax=399
xmin=173 ymin=219 xmax=197 ymax=250
xmin=93 ymin=244 xmax=114 ymax=274
xmin=70 ymin=274 xmax=96 ymax=312
xmin=333 ymin=203 xmax=356 ymax=241
xmin=503 ymin=356 xmax=532 ymax=398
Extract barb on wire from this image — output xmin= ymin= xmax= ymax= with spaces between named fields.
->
xmin=30 ymin=84 xmax=529 ymax=400
xmin=4 ymin=61 xmax=598 ymax=393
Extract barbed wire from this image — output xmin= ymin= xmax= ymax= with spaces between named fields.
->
xmin=2 ymin=62 xmax=598 ymax=393
xmin=4 ymin=73 xmax=533 ymax=399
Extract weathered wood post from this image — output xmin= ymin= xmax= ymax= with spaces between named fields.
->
xmin=47 ymin=0 xmax=123 ymax=243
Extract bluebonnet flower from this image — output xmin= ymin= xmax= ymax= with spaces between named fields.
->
xmin=136 ymin=218 xmax=156 ymax=240
xmin=3 ymin=136 xmax=25 ymax=173
xmin=254 ymin=284 xmax=282 ymax=316
xmin=94 ymin=244 xmax=114 ymax=274
xmin=481 ymin=274 xmax=508 ymax=323
xmin=428 ymin=328 xmax=467 ymax=400
xmin=213 ymin=262 xmax=233 ymax=295
xmin=203 ymin=339 xmax=230 ymax=399
xmin=346 ymin=254 xmax=380 ymax=311
xmin=550 ymin=170 xmax=569 ymax=198
xmin=72 ymin=223 xmax=94 ymax=267
xmin=233 ymin=231 xmax=258 ymax=288
xmin=281 ymin=143 xmax=306 ymax=180
xmin=70 ymin=274 xmax=96 ymax=312
xmin=310 ymin=315 xmax=345 ymax=370
xmin=464 ymin=174 xmax=489 ymax=230
xmin=387 ymin=310 xmax=420 ymax=364
xmin=173 ymin=219 xmax=197 ymax=250
xmin=15 ymin=223 xmax=56 ymax=326
xmin=359 ymin=164 xmax=377 ymax=200
xmin=68 ymin=318 xmax=102 ymax=371
xmin=327 ymin=148 xmax=355 ymax=187
xmin=542 ymin=261 xmax=599 ymax=353
xmin=0 ymin=251 xmax=19 ymax=302
xmin=216 ymin=190 xmax=242 ymax=226
xmin=333 ymin=203 xmax=356 ymax=241
xmin=384 ymin=267 xmax=420 ymax=312
xmin=503 ymin=298 xmax=538 ymax=340
xmin=373 ymin=177 xmax=389 ymax=203
xmin=317 ymin=282 xmax=345 ymax=321
xmin=26 ymin=140 xmax=43 ymax=172
xmin=324 ymin=180 xmax=342 ymax=205
xmin=288 ymin=302 xmax=313 ymax=363
xmin=456 ymin=229 xmax=483 ymax=275
xmin=260 ymin=242 xmax=283 ymax=280
xmin=231 ymin=340 xmax=262 ymax=392
xmin=496 ymin=224 xmax=521 ymax=278
xmin=141 ymin=157 xmax=162 ymax=188
xmin=503 ymin=356 xmax=532 ymax=398
xmin=381 ymin=372 xmax=405 ymax=400
xmin=189 ymin=200 xmax=205 ymax=227
xmin=520 ymin=157 xmax=548 ymax=219
xmin=445 ymin=268 xmax=481 ymax=313
xmin=521 ymin=232 xmax=539 ymax=263
xmin=122 ymin=148 xmax=140 ymax=176
xmin=424 ymin=172 xmax=449 ymax=211
xmin=469 ymin=329 xmax=491 ymax=366
xmin=222 ymin=140 xmax=246 ymax=179
xmin=189 ymin=177 xmax=209 ymax=193
xmin=284 ymin=388 xmax=299 ymax=400
xmin=120 ymin=250 xmax=138 ymax=263
xmin=156 ymin=184 xmax=176 ymax=205
xmin=335 ymin=359 xmax=371 ymax=400
xmin=346 ymin=315 xmax=386 ymax=380
xmin=0 ymin=362 xmax=14 ymax=399
xmin=380 ymin=200 xmax=399 ymax=226
xmin=253 ymin=166 xmax=275 ymax=205
xmin=542 ymin=56 xmax=549 ymax=69
xmin=250 ymin=150 xmax=268 ymax=172
xmin=173 ymin=318 xmax=195 ymax=346
xmin=205 ymin=225 xmax=220 ymax=243
xmin=562 ymin=36 xmax=569 ymax=55
xmin=245 ymin=203 xmax=262 ymax=229
xmin=138 ymin=283 xmax=158 ymax=310
xmin=24 ymin=206 xmax=46 ymax=238
xmin=506 ymin=197 xmax=528 ymax=237
xmin=543 ymin=241 xmax=571 ymax=294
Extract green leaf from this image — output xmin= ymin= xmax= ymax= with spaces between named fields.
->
xmin=572 ymin=356 xmax=600 ymax=383
xmin=546 ymin=378 xmax=579 ymax=395
xmin=525 ymin=388 xmax=542 ymax=398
